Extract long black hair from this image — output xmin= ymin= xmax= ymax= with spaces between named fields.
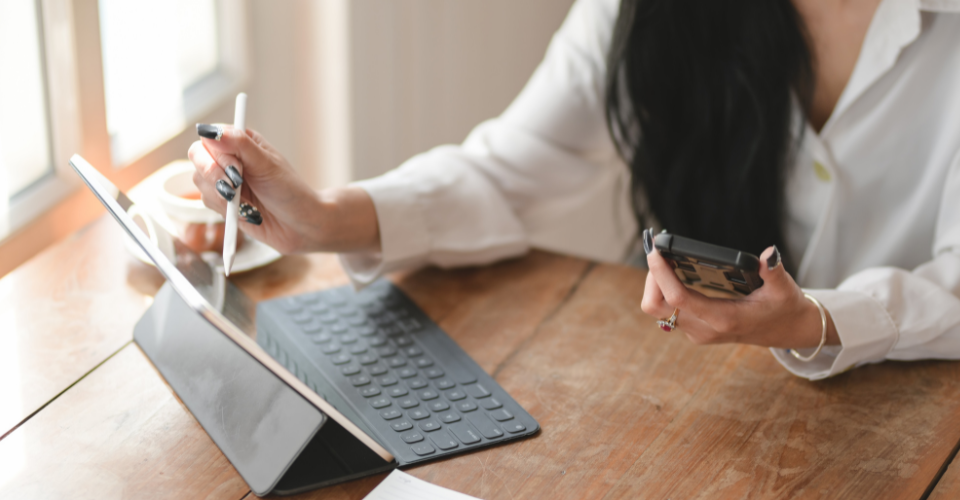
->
xmin=606 ymin=0 xmax=813 ymax=268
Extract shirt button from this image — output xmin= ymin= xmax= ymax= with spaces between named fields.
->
xmin=813 ymin=161 xmax=832 ymax=182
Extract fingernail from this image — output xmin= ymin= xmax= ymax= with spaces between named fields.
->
xmin=643 ymin=229 xmax=653 ymax=255
xmin=225 ymin=165 xmax=243 ymax=188
xmin=767 ymin=245 xmax=781 ymax=270
xmin=216 ymin=180 xmax=236 ymax=201
xmin=239 ymin=203 xmax=260 ymax=218
xmin=244 ymin=214 xmax=263 ymax=226
xmin=197 ymin=123 xmax=223 ymax=141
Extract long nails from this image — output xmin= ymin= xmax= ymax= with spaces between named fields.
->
xmin=197 ymin=123 xmax=223 ymax=141
xmin=240 ymin=203 xmax=262 ymax=225
xmin=643 ymin=229 xmax=653 ymax=255
xmin=225 ymin=165 xmax=243 ymax=188
xmin=767 ymin=245 xmax=781 ymax=270
xmin=215 ymin=180 xmax=235 ymax=201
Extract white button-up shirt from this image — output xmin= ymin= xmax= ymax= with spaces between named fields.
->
xmin=342 ymin=0 xmax=960 ymax=380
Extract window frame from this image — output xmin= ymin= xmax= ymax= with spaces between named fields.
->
xmin=2 ymin=0 xmax=248 ymax=242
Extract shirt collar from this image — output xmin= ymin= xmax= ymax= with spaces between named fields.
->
xmin=823 ymin=0 xmax=924 ymax=135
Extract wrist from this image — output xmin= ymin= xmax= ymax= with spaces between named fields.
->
xmin=799 ymin=293 xmax=840 ymax=348
xmin=310 ymin=186 xmax=381 ymax=253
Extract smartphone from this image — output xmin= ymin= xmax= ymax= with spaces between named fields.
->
xmin=652 ymin=232 xmax=763 ymax=298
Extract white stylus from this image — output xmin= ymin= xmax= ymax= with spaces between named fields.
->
xmin=223 ymin=92 xmax=246 ymax=276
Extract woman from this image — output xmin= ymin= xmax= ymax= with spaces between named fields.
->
xmin=190 ymin=0 xmax=960 ymax=380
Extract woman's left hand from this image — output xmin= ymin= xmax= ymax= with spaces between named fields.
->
xmin=640 ymin=232 xmax=840 ymax=349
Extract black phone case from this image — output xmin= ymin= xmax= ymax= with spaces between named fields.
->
xmin=653 ymin=233 xmax=763 ymax=297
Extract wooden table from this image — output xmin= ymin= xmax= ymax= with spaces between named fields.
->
xmin=1 ymin=214 xmax=959 ymax=499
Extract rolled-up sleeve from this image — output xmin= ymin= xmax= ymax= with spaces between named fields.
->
xmin=340 ymin=0 xmax=636 ymax=286
xmin=773 ymin=150 xmax=960 ymax=380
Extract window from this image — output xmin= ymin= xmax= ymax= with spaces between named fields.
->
xmin=0 ymin=0 xmax=53 ymax=236
xmin=0 ymin=0 xmax=247 ymax=242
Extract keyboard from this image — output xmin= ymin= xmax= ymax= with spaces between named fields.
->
xmin=255 ymin=279 xmax=540 ymax=465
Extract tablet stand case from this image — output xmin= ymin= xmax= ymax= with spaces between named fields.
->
xmin=134 ymin=282 xmax=396 ymax=496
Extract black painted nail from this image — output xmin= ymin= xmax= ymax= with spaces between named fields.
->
xmin=767 ymin=245 xmax=781 ymax=270
xmin=216 ymin=180 xmax=236 ymax=201
xmin=239 ymin=203 xmax=260 ymax=219
xmin=225 ymin=165 xmax=243 ymax=188
xmin=643 ymin=229 xmax=653 ymax=255
xmin=197 ymin=123 xmax=223 ymax=140
xmin=244 ymin=214 xmax=263 ymax=225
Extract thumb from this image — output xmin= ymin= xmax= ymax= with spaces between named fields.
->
xmin=757 ymin=245 xmax=793 ymax=291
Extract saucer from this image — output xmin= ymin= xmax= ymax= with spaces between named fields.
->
xmin=125 ymin=161 xmax=282 ymax=273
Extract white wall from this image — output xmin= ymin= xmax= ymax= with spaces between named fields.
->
xmin=246 ymin=0 xmax=576 ymax=189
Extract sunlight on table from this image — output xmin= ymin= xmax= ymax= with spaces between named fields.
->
xmin=0 ymin=277 xmax=24 ymax=489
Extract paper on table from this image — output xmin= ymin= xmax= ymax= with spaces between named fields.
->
xmin=364 ymin=470 xmax=481 ymax=500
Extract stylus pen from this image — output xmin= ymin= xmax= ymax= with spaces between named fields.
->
xmin=223 ymin=92 xmax=247 ymax=276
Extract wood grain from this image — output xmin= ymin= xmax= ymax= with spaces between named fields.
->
xmin=0 ymin=344 xmax=248 ymax=500
xmin=929 ymin=451 xmax=960 ymax=500
xmin=0 ymin=216 xmax=157 ymax=437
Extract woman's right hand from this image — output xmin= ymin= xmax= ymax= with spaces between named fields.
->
xmin=188 ymin=125 xmax=380 ymax=254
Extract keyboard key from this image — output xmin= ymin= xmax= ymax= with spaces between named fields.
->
xmin=340 ymin=364 xmax=362 ymax=376
xmin=392 ymin=308 xmax=410 ymax=318
xmin=330 ymin=354 xmax=352 ymax=365
xmin=330 ymin=323 xmax=349 ymax=334
xmin=456 ymin=373 xmax=478 ymax=385
xmin=359 ymin=386 xmax=381 ymax=397
xmin=403 ymin=346 xmax=423 ymax=357
xmin=425 ymin=368 xmax=445 ymax=379
xmin=466 ymin=412 xmax=504 ymax=439
xmin=320 ymin=343 xmax=341 ymax=354
xmin=445 ymin=390 xmax=466 ymax=402
xmin=350 ymin=375 xmax=371 ymax=386
xmin=381 ymin=325 xmax=403 ymax=336
xmin=278 ymin=298 xmax=302 ymax=313
xmin=399 ymin=318 xmax=422 ymax=332
xmin=428 ymin=401 xmax=450 ymax=412
xmin=377 ymin=376 xmax=398 ymax=386
xmin=429 ymin=430 xmax=458 ymax=450
xmin=480 ymin=398 xmax=502 ymax=410
xmin=398 ymin=398 xmax=419 ymax=409
xmin=464 ymin=384 xmax=491 ymax=399
xmin=489 ymin=409 xmax=513 ymax=421
xmin=449 ymin=422 xmax=482 ymax=445
xmin=387 ymin=387 xmax=409 ymax=398
xmin=391 ymin=420 xmax=413 ymax=432
xmin=407 ymin=378 xmax=429 ymax=390
xmin=358 ymin=354 xmax=378 ymax=365
xmin=402 ymin=432 xmax=425 ymax=444
xmin=349 ymin=344 xmax=368 ymax=355
xmin=319 ymin=312 xmax=339 ymax=323
xmin=502 ymin=421 xmax=526 ymax=434
xmin=370 ymin=397 xmax=391 ymax=409
xmin=418 ymin=419 xmax=442 ymax=432
xmin=328 ymin=295 xmax=348 ymax=306
xmin=301 ymin=321 xmax=324 ymax=334
xmin=347 ymin=316 xmax=369 ymax=326
xmin=367 ymin=336 xmax=388 ymax=347
xmin=411 ymin=443 xmax=435 ymax=456
xmin=438 ymin=411 xmax=461 ymax=424
xmin=310 ymin=332 xmax=332 ymax=344
xmin=435 ymin=379 xmax=456 ymax=390
xmin=378 ymin=346 xmax=398 ymax=357
xmin=415 ymin=358 xmax=434 ymax=368
xmin=292 ymin=311 xmax=313 ymax=324
xmin=418 ymin=390 xmax=439 ymax=401
xmin=339 ymin=334 xmax=358 ymax=344
xmin=337 ymin=306 xmax=361 ymax=317
xmin=356 ymin=325 xmax=378 ymax=336
xmin=456 ymin=401 xmax=478 ymax=413
xmin=388 ymin=358 xmax=407 ymax=368
xmin=365 ymin=365 xmax=386 ymax=377
xmin=380 ymin=408 xmax=401 ymax=420
xmin=408 ymin=408 xmax=430 ymax=420
xmin=308 ymin=303 xmax=328 ymax=313
xmin=394 ymin=336 xmax=414 ymax=347
xmin=397 ymin=367 xmax=418 ymax=379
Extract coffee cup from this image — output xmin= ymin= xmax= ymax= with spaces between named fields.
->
xmin=156 ymin=167 xmax=244 ymax=254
